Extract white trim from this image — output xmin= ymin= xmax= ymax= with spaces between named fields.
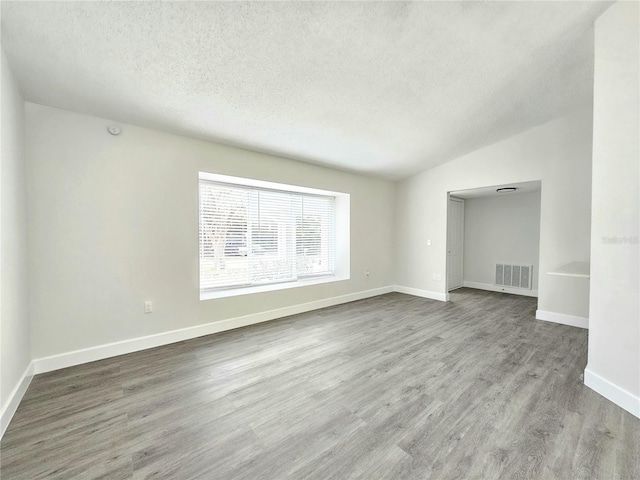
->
xmin=536 ymin=310 xmax=588 ymax=329
xmin=464 ymin=281 xmax=538 ymax=298
xmin=1 ymin=362 xmax=34 ymax=438
xmin=33 ymin=286 xmax=393 ymax=374
xmin=393 ymin=285 xmax=448 ymax=302
xmin=584 ymin=366 xmax=640 ymax=418
xmin=201 ymin=274 xmax=349 ymax=300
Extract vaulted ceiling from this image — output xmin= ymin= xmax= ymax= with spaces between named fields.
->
xmin=1 ymin=1 xmax=612 ymax=179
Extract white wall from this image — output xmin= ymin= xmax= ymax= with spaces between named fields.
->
xmin=395 ymin=107 xmax=592 ymax=318
xmin=1 ymin=51 xmax=31 ymax=425
xmin=463 ymin=191 xmax=541 ymax=292
xmin=586 ymin=1 xmax=639 ymax=417
xmin=25 ymin=103 xmax=396 ymax=360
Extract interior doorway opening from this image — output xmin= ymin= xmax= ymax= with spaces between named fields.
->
xmin=446 ymin=180 xmax=542 ymax=297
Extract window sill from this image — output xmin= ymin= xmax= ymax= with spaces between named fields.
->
xmin=200 ymin=274 xmax=350 ymax=301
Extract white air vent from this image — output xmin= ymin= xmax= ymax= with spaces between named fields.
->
xmin=495 ymin=264 xmax=532 ymax=290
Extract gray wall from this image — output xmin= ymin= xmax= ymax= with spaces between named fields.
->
xmin=463 ymin=192 xmax=541 ymax=292
xmin=25 ymin=103 xmax=396 ymax=359
xmin=1 ymin=51 xmax=31 ymax=416
xmin=587 ymin=1 xmax=639 ymax=413
xmin=395 ymin=107 xmax=592 ymax=317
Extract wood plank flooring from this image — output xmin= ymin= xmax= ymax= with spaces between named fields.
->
xmin=1 ymin=289 xmax=638 ymax=479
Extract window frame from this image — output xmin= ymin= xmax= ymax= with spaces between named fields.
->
xmin=199 ymin=172 xmax=350 ymax=300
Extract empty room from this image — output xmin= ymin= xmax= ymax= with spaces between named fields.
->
xmin=1 ymin=1 xmax=638 ymax=479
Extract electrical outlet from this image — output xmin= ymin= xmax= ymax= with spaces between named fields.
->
xmin=144 ymin=301 xmax=153 ymax=313
xmin=427 ymin=239 xmax=432 ymax=246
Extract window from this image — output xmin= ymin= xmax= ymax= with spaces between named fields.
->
xmin=199 ymin=172 xmax=348 ymax=299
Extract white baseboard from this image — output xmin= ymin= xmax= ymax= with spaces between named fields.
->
xmin=536 ymin=310 xmax=589 ymax=329
xmin=393 ymin=285 xmax=449 ymax=302
xmin=584 ymin=366 xmax=640 ymax=418
xmin=33 ymin=286 xmax=394 ymax=374
xmin=463 ymin=281 xmax=538 ymax=298
xmin=1 ymin=362 xmax=34 ymax=438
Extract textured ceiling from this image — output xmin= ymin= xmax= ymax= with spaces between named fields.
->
xmin=1 ymin=1 xmax=612 ymax=180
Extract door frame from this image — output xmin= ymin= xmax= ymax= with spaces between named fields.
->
xmin=447 ymin=195 xmax=465 ymax=292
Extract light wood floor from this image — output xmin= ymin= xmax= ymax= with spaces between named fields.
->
xmin=2 ymin=289 xmax=638 ymax=479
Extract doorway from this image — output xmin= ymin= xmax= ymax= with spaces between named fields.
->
xmin=446 ymin=181 xmax=542 ymax=296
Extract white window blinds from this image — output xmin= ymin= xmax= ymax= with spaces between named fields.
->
xmin=199 ymin=179 xmax=335 ymax=291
